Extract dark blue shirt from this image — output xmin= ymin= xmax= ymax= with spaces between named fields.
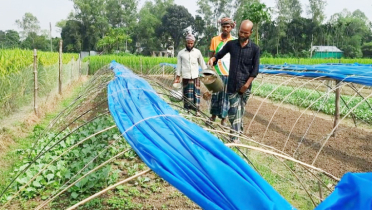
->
xmin=214 ymin=39 xmax=260 ymax=93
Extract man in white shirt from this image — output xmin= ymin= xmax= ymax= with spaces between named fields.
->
xmin=174 ymin=34 xmax=207 ymax=116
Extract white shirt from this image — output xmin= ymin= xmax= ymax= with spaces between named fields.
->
xmin=176 ymin=48 xmax=207 ymax=79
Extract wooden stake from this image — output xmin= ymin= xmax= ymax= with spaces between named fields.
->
xmin=33 ymin=49 xmax=38 ymax=116
xmin=58 ymin=40 xmax=63 ymax=95
xmin=332 ymin=80 xmax=341 ymax=137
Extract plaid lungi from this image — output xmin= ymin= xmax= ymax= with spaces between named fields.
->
xmin=228 ymin=87 xmax=251 ymax=140
xmin=182 ymin=78 xmax=200 ymax=111
xmin=210 ymin=75 xmax=229 ymax=119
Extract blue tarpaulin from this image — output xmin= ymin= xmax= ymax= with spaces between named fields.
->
xmin=316 ymin=172 xmax=372 ymax=210
xmin=107 ymin=61 xmax=372 ymax=210
xmin=107 ymin=61 xmax=293 ymax=210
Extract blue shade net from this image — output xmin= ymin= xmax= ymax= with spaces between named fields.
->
xmin=107 ymin=61 xmax=293 ymax=210
xmin=259 ymin=63 xmax=372 ymax=87
xmin=160 ymin=62 xmax=372 ymax=87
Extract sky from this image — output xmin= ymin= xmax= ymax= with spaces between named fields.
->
xmin=0 ymin=0 xmax=371 ymax=37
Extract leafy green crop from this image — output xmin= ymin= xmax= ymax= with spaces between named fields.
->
xmin=253 ymin=81 xmax=372 ymax=123
xmin=1 ymin=116 xmax=135 ymax=203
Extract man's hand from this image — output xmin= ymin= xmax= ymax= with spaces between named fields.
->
xmin=239 ymin=77 xmax=254 ymax=94
xmin=174 ymin=76 xmax=181 ymax=83
xmin=239 ymin=84 xmax=250 ymax=94
xmin=207 ymin=57 xmax=216 ymax=67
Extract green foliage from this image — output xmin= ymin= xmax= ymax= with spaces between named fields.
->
xmin=1 ymin=116 xmax=132 ymax=202
xmin=0 ymin=30 xmax=20 ymax=49
xmin=239 ymin=2 xmax=271 ymax=45
xmin=159 ymin=5 xmax=194 ymax=50
xmin=97 ymin=28 xmax=132 ymax=53
xmin=85 ymin=55 xmax=177 ymax=74
xmin=362 ymin=42 xmax=372 ymax=58
xmin=252 ymin=81 xmax=372 ymax=123
xmin=15 ymin=13 xmax=40 ymax=40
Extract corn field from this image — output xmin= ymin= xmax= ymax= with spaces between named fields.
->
xmin=0 ymin=49 xmax=78 ymax=76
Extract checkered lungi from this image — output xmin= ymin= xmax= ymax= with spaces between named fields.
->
xmin=210 ymin=75 xmax=229 ymax=119
xmin=228 ymin=87 xmax=251 ymax=140
xmin=182 ymin=78 xmax=200 ymax=111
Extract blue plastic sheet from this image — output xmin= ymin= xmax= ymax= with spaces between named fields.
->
xmin=107 ymin=61 xmax=293 ymax=210
xmin=316 ymin=172 xmax=372 ymax=210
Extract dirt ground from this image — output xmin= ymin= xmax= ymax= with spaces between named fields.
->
xmin=243 ymin=96 xmax=372 ymax=178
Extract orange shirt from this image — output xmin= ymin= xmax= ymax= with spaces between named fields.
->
xmin=209 ymin=34 xmax=235 ymax=75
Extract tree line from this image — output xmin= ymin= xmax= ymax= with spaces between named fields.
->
xmin=1 ymin=0 xmax=372 ymax=58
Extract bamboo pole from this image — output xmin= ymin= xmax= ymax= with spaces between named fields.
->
xmin=33 ymin=49 xmax=38 ymax=116
xmin=332 ymin=80 xmax=341 ymax=137
xmin=225 ymin=143 xmax=340 ymax=181
xmin=58 ymin=40 xmax=63 ymax=95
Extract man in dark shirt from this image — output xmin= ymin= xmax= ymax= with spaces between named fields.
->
xmin=207 ymin=20 xmax=260 ymax=143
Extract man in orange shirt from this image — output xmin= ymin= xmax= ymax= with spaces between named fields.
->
xmin=208 ymin=17 xmax=236 ymax=126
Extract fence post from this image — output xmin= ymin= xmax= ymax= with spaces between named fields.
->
xmin=33 ymin=49 xmax=38 ymax=116
xmin=332 ymin=80 xmax=341 ymax=137
xmin=59 ymin=40 xmax=63 ymax=95
xmin=140 ymin=58 xmax=143 ymax=75
xmin=162 ymin=65 xmax=164 ymax=77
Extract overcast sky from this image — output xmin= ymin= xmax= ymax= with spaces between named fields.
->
xmin=0 ymin=0 xmax=371 ymax=37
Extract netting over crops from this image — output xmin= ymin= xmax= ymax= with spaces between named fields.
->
xmin=0 ymin=58 xmax=88 ymax=118
xmin=1 ymin=60 xmax=371 ymax=209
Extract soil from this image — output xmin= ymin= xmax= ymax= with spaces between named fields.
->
xmin=243 ymin=96 xmax=372 ymax=178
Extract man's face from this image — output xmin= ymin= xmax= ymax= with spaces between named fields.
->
xmin=238 ymin=27 xmax=252 ymax=42
xmin=186 ymin=40 xmax=195 ymax=49
xmin=221 ymin=24 xmax=232 ymax=36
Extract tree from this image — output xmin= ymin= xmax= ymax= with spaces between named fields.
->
xmin=326 ymin=9 xmax=371 ymax=58
xmin=158 ymin=5 xmax=194 ymax=50
xmin=239 ymin=2 xmax=271 ymax=46
xmin=71 ymin=0 xmax=110 ymax=50
xmin=106 ymin=0 xmax=138 ymax=28
xmin=307 ymin=0 xmax=326 ymax=25
xmin=362 ymin=42 xmax=372 ymax=58
xmin=15 ymin=13 xmax=41 ymax=48
xmin=285 ymin=18 xmax=315 ymax=57
xmin=196 ymin=0 xmax=234 ymax=29
xmin=289 ymin=0 xmax=302 ymax=19
xmin=274 ymin=0 xmax=292 ymax=55
xmin=15 ymin=13 xmax=41 ymax=39
xmin=61 ymin=20 xmax=83 ymax=52
xmin=97 ymin=28 xmax=132 ymax=53
xmin=0 ymin=30 xmax=20 ymax=49
xmin=133 ymin=0 xmax=174 ymax=55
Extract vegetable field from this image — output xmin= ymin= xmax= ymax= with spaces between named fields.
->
xmin=0 ymin=57 xmax=371 ymax=209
